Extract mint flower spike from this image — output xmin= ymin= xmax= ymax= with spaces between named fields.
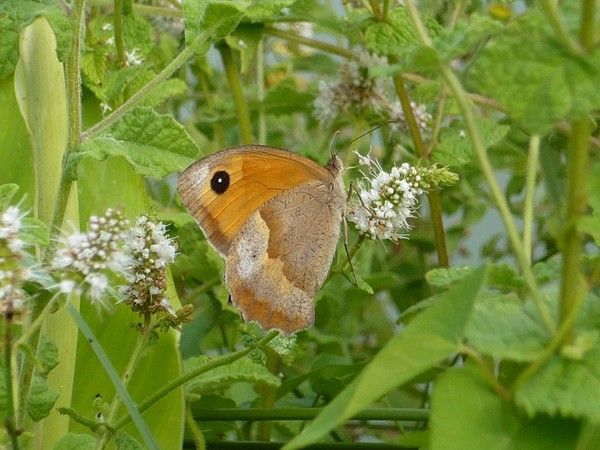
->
xmin=0 ymin=205 xmax=31 ymax=319
xmin=51 ymin=208 xmax=130 ymax=309
xmin=348 ymin=152 xmax=458 ymax=241
xmin=120 ymin=216 xmax=177 ymax=316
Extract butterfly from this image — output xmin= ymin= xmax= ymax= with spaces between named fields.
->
xmin=177 ymin=145 xmax=346 ymax=334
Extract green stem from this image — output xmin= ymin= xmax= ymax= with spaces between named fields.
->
xmin=97 ymin=313 xmax=153 ymax=449
xmin=81 ymin=29 xmax=211 ymax=141
xmin=404 ymin=0 xmax=554 ymax=332
xmin=388 ymin=62 xmax=449 ymax=268
xmin=114 ymin=0 xmax=126 ymax=67
xmin=112 ymin=330 xmax=280 ymax=431
xmin=427 ymin=94 xmax=446 ymax=156
xmin=14 ymin=293 xmax=61 ymax=349
xmin=263 ymin=27 xmax=358 ymax=60
xmin=559 ymin=118 xmax=591 ymax=340
xmin=4 ymin=317 xmax=19 ymax=450
xmin=523 ymin=135 xmax=540 ymax=267
xmin=382 ymin=0 xmax=390 ymax=20
xmin=256 ymin=347 xmax=278 ymax=440
xmin=580 ymin=0 xmax=597 ymax=49
xmin=191 ymin=408 xmax=429 ymax=422
xmin=218 ymin=43 xmax=254 ymax=144
xmin=185 ymin=406 xmax=206 ymax=450
xmin=460 ymin=345 xmax=509 ymax=400
xmin=123 ymin=0 xmax=133 ymax=15
xmin=538 ymin=0 xmax=583 ymax=55
xmin=257 ymin=38 xmax=267 ymax=145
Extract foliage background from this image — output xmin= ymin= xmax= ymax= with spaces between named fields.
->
xmin=0 ymin=0 xmax=599 ymax=449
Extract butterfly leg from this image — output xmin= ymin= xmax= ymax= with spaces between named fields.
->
xmin=343 ymin=181 xmax=359 ymax=286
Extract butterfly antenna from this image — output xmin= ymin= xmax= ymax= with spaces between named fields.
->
xmin=328 ymin=129 xmax=342 ymax=159
xmin=348 ymin=120 xmax=396 ymax=147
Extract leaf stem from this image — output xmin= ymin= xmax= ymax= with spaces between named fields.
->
xmin=460 ymin=344 xmax=510 ymax=400
xmin=4 ymin=316 xmax=19 ymax=450
xmin=580 ymin=0 xmax=597 ymax=49
xmin=81 ymin=29 xmax=211 ymax=141
xmin=403 ymin=0 xmax=554 ymax=332
xmin=218 ymin=43 xmax=254 ymax=144
xmin=388 ymin=59 xmax=449 ymax=268
xmin=523 ymin=135 xmax=540 ymax=266
xmin=114 ymin=0 xmax=126 ymax=66
xmin=257 ymin=38 xmax=267 ymax=145
xmin=263 ymin=27 xmax=358 ymax=60
xmin=185 ymin=406 xmax=206 ymax=450
xmin=538 ymin=0 xmax=584 ymax=55
xmin=559 ymin=118 xmax=591 ymax=341
xmin=97 ymin=313 xmax=153 ymax=449
xmin=112 ymin=330 xmax=280 ymax=431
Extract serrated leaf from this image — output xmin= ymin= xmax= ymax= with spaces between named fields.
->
xmin=139 ymin=79 xmax=187 ymax=108
xmin=262 ymin=79 xmax=313 ymax=115
xmin=515 ymin=347 xmax=600 ymax=422
xmin=27 ymin=375 xmax=59 ymax=422
xmin=116 ymin=432 xmax=144 ymax=450
xmin=184 ymin=356 xmax=281 ymax=396
xmin=469 ymin=12 xmax=600 ymax=134
xmin=431 ymin=365 xmax=579 ymax=450
xmin=466 ymin=294 xmax=550 ymax=362
xmin=184 ymin=0 xmax=245 ymax=44
xmin=75 ymin=107 xmax=199 ymax=178
xmin=52 ymin=433 xmax=96 ymax=450
xmin=284 ymin=266 xmax=487 ymax=450
xmin=0 ymin=184 xmax=19 ymax=209
xmin=82 ymin=48 xmax=107 ymax=85
xmin=36 ymin=338 xmax=59 ymax=375
xmin=364 ymin=7 xmax=440 ymax=55
xmin=0 ymin=0 xmax=71 ymax=80
xmin=122 ymin=15 xmax=153 ymax=56
xmin=433 ymin=118 xmax=509 ymax=166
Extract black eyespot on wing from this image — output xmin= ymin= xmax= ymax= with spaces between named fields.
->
xmin=211 ymin=170 xmax=230 ymax=194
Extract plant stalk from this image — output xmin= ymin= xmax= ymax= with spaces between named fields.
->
xmin=4 ymin=317 xmax=19 ymax=450
xmin=403 ymin=0 xmax=554 ymax=332
xmin=114 ymin=0 xmax=126 ymax=67
xmin=388 ymin=61 xmax=449 ymax=268
xmin=263 ymin=27 xmax=357 ymax=60
xmin=218 ymin=43 xmax=254 ymax=144
xmin=538 ymin=0 xmax=583 ymax=55
xmin=97 ymin=313 xmax=153 ymax=449
xmin=257 ymin=38 xmax=267 ymax=145
xmin=523 ymin=135 xmax=540 ymax=266
xmin=112 ymin=330 xmax=280 ymax=431
xmin=580 ymin=0 xmax=597 ymax=49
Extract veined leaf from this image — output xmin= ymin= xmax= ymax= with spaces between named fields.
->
xmin=431 ymin=365 xmax=579 ymax=450
xmin=51 ymin=433 xmax=96 ymax=450
xmin=75 ymin=107 xmax=199 ymax=178
xmin=283 ymin=265 xmax=487 ymax=449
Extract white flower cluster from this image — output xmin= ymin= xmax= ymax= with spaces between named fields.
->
xmin=313 ymin=52 xmax=430 ymax=133
xmin=120 ymin=216 xmax=177 ymax=316
xmin=314 ymin=52 xmax=387 ymax=122
xmin=0 ymin=206 xmax=30 ymax=318
xmin=389 ymin=101 xmax=432 ymax=133
xmin=125 ymin=48 xmax=143 ymax=66
xmin=52 ymin=209 xmax=129 ymax=305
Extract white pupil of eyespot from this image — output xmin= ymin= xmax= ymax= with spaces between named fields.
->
xmin=218 ymin=178 xmax=223 ymax=183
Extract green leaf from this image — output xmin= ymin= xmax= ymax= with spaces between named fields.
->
xmin=469 ymin=12 xmax=600 ymax=133
xmin=515 ymin=347 xmax=600 ymax=422
xmin=225 ymin=23 xmax=264 ymax=74
xmin=466 ymin=294 xmax=550 ymax=362
xmin=51 ymin=433 xmax=96 ymax=450
xmin=27 ymin=375 xmax=59 ymax=422
xmin=36 ymin=337 xmax=59 ymax=375
xmin=0 ymin=0 xmax=70 ymax=80
xmin=283 ymin=265 xmax=487 ymax=450
xmin=262 ymin=79 xmax=313 ymax=115
xmin=75 ymin=107 xmax=199 ymax=178
xmin=122 ymin=15 xmax=153 ymax=56
xmin=364 ymin=7 xmax=440 ymax=56
xmin=82 ymin=48 xmax=107 ymax=85
xmin=426 ymin=266 xmax=472 ymax=288
xmin=184 ymin=356 xmax=281 ymax=396
xmin=116 ymin=432 xmax=144 ymax=450
xmin=21 ymin=216 xmax=50 ymax=246
xmin=431 ymin=365 xmax=579 ymax=450
xmin=184 ymin=0 xmax=244 ymax=44
xmin=433 ymin=117 xmax=509 ymax=166
xmin=0 ymin=184 xmax=19 ymax=209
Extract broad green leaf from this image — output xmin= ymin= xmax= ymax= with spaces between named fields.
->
xmin=515 ymin=347 xmax=600 ymax=423
xmin=27 ymin=375 xmax=59 ymax=422
xmin=0 ymin=184 xmax=19 ymax=209
xmin=0 ymin=0 xmax=70 ymax=80
xmin=577 ymin=422 xmax=600 ymax=450
xmin=36 ymin=338 xmax=59 ymax=375
xmin=184 ymin=0 xmax=245 ymax=44
xmin=425 ymin=266 xmax=472 ymax=288
xmin=122 ymin=15 xmax=153 ymax=56
xmin=433 ymin=118 xmax=509 ymax=166
xmin=184 ymin=356 xmax=281 ymax=396
xmin=469 ymin=12 xmax=600 ymax=133
xmin=431 ymin=366 xmax=579 ymax=450
xmin=75 ymin=107 xmax=199 ymax=178
xmin=82 ymin=48 xmax=107 ymax=85
xmin=262 ymin=79 xmax=313 ymax=115
xmin=466 ymin=294 xmax=550 ymax=362
xmin=51 ymin=433 xmax=96 ymax=450
xmin=283 ymin=265 xmax=487 ymax=450
xmin=225 ymin=23 xmax=264 ymax=74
